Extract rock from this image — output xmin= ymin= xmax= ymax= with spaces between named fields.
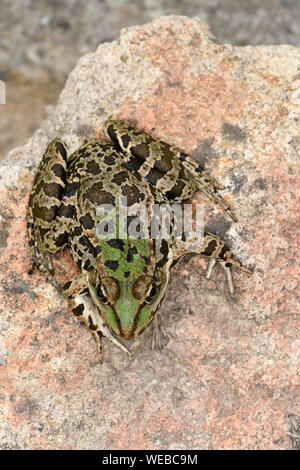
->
xmin=0 ymin=16 xmax=299 ymax=450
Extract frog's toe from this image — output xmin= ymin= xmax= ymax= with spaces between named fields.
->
xmin=29 ymin=255 xmax=60 ymax=289
xmin=206 ymin=256 xmax=252 ymax=294
xmin=206 ymin=258 xmax=235 ymax=293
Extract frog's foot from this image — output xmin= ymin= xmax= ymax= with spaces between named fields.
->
xmin=206 ymin=257 xmax=252 ymax=294
xmin=63 ymin=276 xmax=132 ymax=363
xmin=201 ymin=232 xmax=252 ymax=294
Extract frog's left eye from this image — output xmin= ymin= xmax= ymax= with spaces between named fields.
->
xmin=97 ymin=286 xmax=109 ymax=304
xmin=145 ymin=285 xmax=157 ymax=304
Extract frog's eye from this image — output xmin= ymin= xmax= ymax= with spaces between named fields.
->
xmin=145 ymin=285 xmax=157 ymax=304
xmin=97 ymin=286 xmax=109 ymax=304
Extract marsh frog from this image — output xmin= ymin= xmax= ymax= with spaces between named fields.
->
xmin=27 ymin=120 xmax=251 ymax=362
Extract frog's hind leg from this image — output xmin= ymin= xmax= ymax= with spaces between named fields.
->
xmin=200 ymin=232 xmax=252 ymax=293
xmin=26 ymin=139 xmax=71 ymax=287
xmin=63 ymin=275 xmax=132 ymax=363
xmin=103 ymin=119 xmax=236 ymax=220
xmin=26 ymin=207 xmax=60 ymax=288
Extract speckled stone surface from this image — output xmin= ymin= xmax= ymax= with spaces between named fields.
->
xmin=0 ymin=17 xmax=299 ymax=450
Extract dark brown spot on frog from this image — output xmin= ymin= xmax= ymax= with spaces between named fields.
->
xmin=43 ymin=182 xmax=64 ymax=198
xmin=160 ymin=239 xmax=169 ymax=257
xmin=104 ymin=260 xmax=119 ymax=271
xmin=153 ymin=142 xmax=173 ymax=172
xmin=103 ymin=153 xmax=116 ymax=166
xmin=85 ymin=186 xmax=115 ymax=206
xmin=73 ymin=304 xmax=84 ymax=316
xmin=33 ymin=204 xmax=59 ymax=222
xmin=111 ymin=171 xmax=129 ymax=185
xmin=130 ymin=143 xmax=150 ymax=161
xmin=165 ymin=179 xmax=185 ymax=199
xmin=83 ymin=259 xmax=93 ymax=271
xmin=126 ymin=246 xmax=137 ymax=263
xmin=54 ymin=232 xmax=68 ymax=247
xmin=107 ymin=239 xmax=125 ymax=251
xmin=55 ymin=141 xmax=67 ymax=159
xmin=121 ymin=184 xmax=144 ymax=206
xmin=231 ymin=174 xmax=248 ymax=195
xmin=73 ymin=225 xmax=82 ymax=237
xmin=63 ymin=280 xmax=72 ymax=290
xmin=250 ymin=177 xmax=267 ymax=191
xmin=95 ymin=245 xmax=102 ymax=255
xmin=201 ymin=239 xmax=218 ymax=257
xmin=124 ymin=156 xmax=144 ymax=173
xmin=121 ymin=134 xmax=131 ymax=148
xmin=79 ymin=213 xmax=95 ymax=230
xmin=88 ymin=315 xmax=97 ymax=330
xmin=218 ymin=245 xmax=229 ymax=260
xmin=145 ymin=167 xmax=164 ymax=186
xmin=60 ymin=204 xmax=75 ymax=219
xmin=79 ymin=235 xmax=97 ymax=256
xmin=106 ymin=124 xmax=118 ymax=144
xmin=87 ymin=160 xmax=101 ymax=174
xmin=51 ymin=163 xmax=66 ymax=178
xmin=65 ymin=182 xmax=80 ymax=197
xmin=124 ymin=271 xmax=130 ymax=278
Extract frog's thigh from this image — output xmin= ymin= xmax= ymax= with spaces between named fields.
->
xmin=104 ymin=119 xmax=195 ymax=201
xmin=104 ymin=120 xmax=237 ymax=218
xmin=27 ymin=139 xmax=69 ymax=252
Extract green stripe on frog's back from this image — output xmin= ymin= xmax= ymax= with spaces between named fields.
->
xmin=100 ymin=237 xmax=154 ymax=282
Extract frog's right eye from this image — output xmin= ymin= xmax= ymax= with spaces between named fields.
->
xmin=145 ymin=285 xmax=158 ymax=304
xmin=97 ymin=286 xmax=109 ymax=304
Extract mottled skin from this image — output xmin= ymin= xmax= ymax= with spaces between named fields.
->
xmin=26 ymin=120 xmax=252 ymax=362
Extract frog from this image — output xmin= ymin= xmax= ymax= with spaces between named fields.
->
xmin=26 ymin=119 xmax=252 ymax=363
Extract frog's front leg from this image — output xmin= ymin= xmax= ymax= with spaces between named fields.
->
xmin=174 ymin=232 xmax=252 ymax=294
xmin=62 ymin=275 xmax=132 ymax=363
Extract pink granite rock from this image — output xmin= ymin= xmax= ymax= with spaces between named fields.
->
xmin=0 ymin=16 xmax=299 ymax=449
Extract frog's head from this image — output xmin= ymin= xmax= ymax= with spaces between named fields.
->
xmin=88 ymin=238 xmax=170 ymax=340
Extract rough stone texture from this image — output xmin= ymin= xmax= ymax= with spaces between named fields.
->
xmin=1 ymin=0 xmax=300 ymax=159
xmin=0 ymin=17 xmax=299 ymax=450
